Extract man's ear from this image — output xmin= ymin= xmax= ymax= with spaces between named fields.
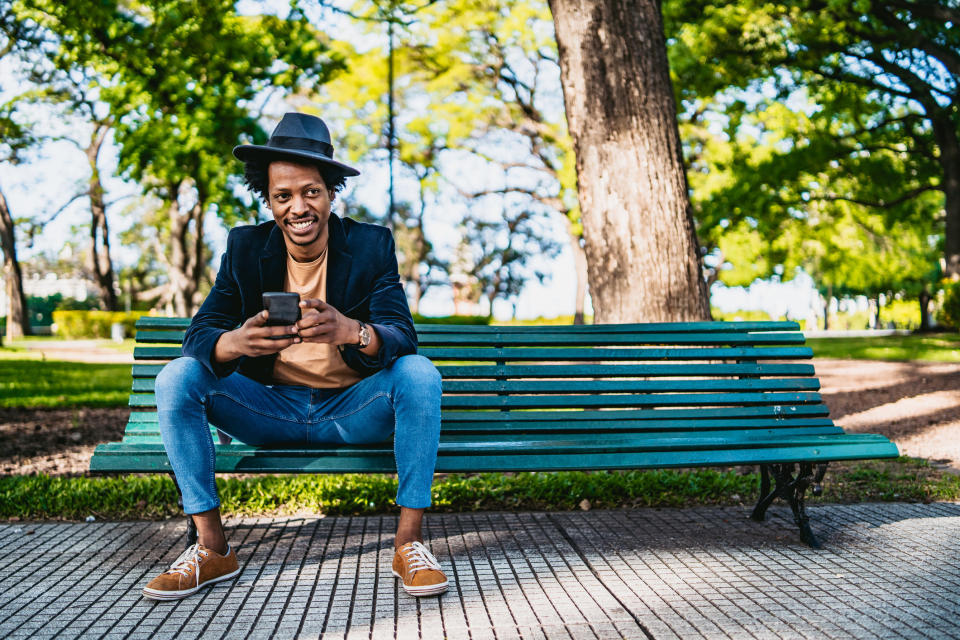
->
xmin=329 ymin=189 xmax=336 ymax=202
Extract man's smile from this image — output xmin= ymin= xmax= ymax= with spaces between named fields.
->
xmin=286 ymin=216 xmax=317 ymax=235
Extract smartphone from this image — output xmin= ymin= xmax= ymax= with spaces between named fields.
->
xmin=262 ymin=292 xmax=301 ymax=339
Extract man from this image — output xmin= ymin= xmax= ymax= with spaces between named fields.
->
xmin=142 ymin=112 xmax=447 ymax=601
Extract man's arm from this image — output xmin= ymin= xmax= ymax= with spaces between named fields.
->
xmin=295 ymin=230 xmax=416 ymax=374
xmin=183 ymin=228 xmax=301 ymax=376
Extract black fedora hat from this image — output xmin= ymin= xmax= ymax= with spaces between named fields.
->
xmin=233 ymin=112 xmax=360 ymax=177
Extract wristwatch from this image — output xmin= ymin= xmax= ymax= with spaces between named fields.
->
xmin=356 ymin=321 xmax=372 ymax=348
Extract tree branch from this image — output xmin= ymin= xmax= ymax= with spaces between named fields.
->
xmin=803 ymin=184 xmax=940 ymax=209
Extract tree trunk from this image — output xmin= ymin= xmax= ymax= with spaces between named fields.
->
xmin=162 ymin=180 xmax=205 ymax=317
xmin=566 ymin=219 xmax=588 ymax=324
xmin=919 ymin=287 xmax=932 ymax=331
xmin=0 ymin=182 xmax=29 ymax=340
xmin=548 ymin=0 xmax=710 ymax=323
xmin=933 ymin=113 xmax=960 ymax=280
xmin=86 ymin=124 xmax=118 ymax=311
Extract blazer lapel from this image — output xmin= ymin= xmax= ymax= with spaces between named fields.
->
xmin=258 ymin=224 xmax=287 ymax=299
xmin=326 ymin=214 xmax=352 ymax=311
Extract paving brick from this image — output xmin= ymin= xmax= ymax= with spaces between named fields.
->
xmin=1 ymin=504 xmax=959 ymax=638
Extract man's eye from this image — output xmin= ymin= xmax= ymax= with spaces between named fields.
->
xmin=307 ymin=189 xmax=321 ymax=195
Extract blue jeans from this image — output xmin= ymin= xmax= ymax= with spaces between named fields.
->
xmin=154 ymin=354 xmax=442 ymax=514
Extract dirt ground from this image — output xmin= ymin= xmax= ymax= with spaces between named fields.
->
xmin=2 ymin=358 xmax=959 ymax=476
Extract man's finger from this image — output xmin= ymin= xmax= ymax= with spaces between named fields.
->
xmin=299 ymin=298 xmax=327 ymax=310
xmin=247 ymin=310 xmax=270 ymax=327
xmin=297 ymin=323 xmax=338 ymax=340
xmin=295 ymin=310 xmax=323 ymax=330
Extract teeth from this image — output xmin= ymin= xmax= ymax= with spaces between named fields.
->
xmin=290 ymin=220 xmax=313 ymax=230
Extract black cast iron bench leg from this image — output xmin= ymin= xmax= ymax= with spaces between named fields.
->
xmin=750 ymin=462 xmax=828 ymax=548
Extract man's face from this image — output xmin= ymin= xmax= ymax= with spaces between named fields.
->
xmin=267 ymin=160 xmax=334 ymax=261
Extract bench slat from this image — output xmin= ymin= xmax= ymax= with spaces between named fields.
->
xmin=121 ymin=425 xmax=846 ymax=445
xmin=131 ymin=362 xmax=818 ymax=379
xmin=90 ymin=438 xmax=899 ymax=473
xmin=135 ymin=317 xmax=800 ymax=334
xmin=125 ymin=404 xmax=830 ymax=425
xmin=120 ymin=417 xmax=838 ymax=439
xmin=130 ymin=377 xmax=820 ymax=394
xmin=133 ymin=345 xmax=816 ymax=362
xmin=128 ymin=391 xmax=823 ymax=409
xmin=134 ymin=330 xmax=806 ymax=347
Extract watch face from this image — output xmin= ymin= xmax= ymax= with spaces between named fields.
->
xmin=359 ymin=323 xmax=371 ymax=347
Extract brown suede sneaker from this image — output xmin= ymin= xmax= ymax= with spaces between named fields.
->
xmin=392 ymin=541 xmax=448 ymax=597
xmin=142 ymin=543 xmax=240 ymax=601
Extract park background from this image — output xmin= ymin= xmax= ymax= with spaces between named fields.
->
xmin=2 ymin=0 xmax=960 ymax=518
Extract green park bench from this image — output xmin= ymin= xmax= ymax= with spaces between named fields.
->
xmin=90 ymin=316 xmax=899 ymax=548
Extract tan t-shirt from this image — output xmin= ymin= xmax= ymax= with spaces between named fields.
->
xmin=271 ymin=247 xmax=364 ymax=389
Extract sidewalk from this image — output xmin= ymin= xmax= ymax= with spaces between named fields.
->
xmin=1 ymin=503 xmax=958 ymax=639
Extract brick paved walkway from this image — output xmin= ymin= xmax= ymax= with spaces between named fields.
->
xmin=1 ymin=503 xmax=958 ymax=639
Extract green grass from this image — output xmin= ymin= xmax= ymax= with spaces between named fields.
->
xmin=3 ymin=458 xmax=957 ymax=521
xmin=0 ymin=359 xmax=131 ymax=407
xmin=806 ymin=332 xmax=960 ymax=362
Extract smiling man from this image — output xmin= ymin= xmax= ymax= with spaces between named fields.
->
xmin=142 ymin=113 xmax=447 ymax=601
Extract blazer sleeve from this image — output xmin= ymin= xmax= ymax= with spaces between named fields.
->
xmin=339 ymin=232 xmax=418 ymax=376
xmin=182 ymin=230 xmax=245 ymax=378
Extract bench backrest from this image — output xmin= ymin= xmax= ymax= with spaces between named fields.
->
xmin=130 ymin=317 xmax=830 ymax=434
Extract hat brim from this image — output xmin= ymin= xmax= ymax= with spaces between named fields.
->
xmin=232 ymin=144 xmax=361 ymax=177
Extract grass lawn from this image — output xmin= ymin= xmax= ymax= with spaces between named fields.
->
xmin=0 ymin=358 xmax=130 ymax=408
xmin=806 ymin=332 xmax=960 ymax=362
xmin=1 ymin=457 xmax=956 ymax=521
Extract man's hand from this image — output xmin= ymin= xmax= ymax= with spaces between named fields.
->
xmin=214 ymin=310 xmax=300 ymax=362
xmin=296 ymin=299 xmax=357 ymax=345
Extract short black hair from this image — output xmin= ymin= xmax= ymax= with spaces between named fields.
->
xmin=242 ymin=152 xmax=348 ymax=203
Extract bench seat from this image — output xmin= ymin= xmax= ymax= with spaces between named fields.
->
xmin=90 ymin=317 xmax=899 ymax=547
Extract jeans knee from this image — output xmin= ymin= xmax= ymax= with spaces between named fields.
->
xmin=390 ymin=354 xmax=441 ymax=391
xmin=155 ymin=357 xmax=212 ymax=404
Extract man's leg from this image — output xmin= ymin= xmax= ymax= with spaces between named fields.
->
xmin=309 ymin=354 xmax=445 ymax=595
xmin=146 ymin=356 xmax=312 ymax=600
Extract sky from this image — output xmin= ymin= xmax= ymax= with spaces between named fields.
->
xmin=0 ymin=1 xmax=825 ymax=322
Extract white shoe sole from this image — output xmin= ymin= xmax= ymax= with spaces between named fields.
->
xmin=142 ymin=566 xmax=241 ymax=601
xmin=392 ymin=570 xmax=448 ymax=596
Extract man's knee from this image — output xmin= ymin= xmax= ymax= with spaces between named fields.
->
xmin=389 ymin=354 xmax=441 ymax=391
xmin=155 ymin=356 xmax=213 ymax=403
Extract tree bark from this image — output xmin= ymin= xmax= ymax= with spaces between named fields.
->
xmin=0 ymin=182 xmax=29 ymax=340
xmin=548 ymin=0 xmax=710 ymax=323
xmin=161 ymin=180 xmax=205 ymax=316
xmin=86 ymin=124 xmax=118 ymax=311
xmin=933 ymin=112 xmax=960 ymax=279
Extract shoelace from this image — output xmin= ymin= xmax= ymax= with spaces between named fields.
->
xmin=402 ymin=541 xmax=442 ymax=574
xmin=165 ymin=543 xmax=209 ymax=587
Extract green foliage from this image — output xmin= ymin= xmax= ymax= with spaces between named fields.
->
xmin=310 ymin=0 xmax=576 ymax=311
xmin=940 ymin=280 xmax=960 ymax=329
xmin=666 ymin=0 xmax=954 ymax=299
xmin=0 ymin=359 xmax=130 ymax=407
xmin=16 ymin=0 xmax=344 ymax=314
xmin=52 ymin=310 xmax=146 ymax=339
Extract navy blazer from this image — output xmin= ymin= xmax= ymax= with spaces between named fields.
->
xmin=182 ymin=214 xmax=417 ymax=384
